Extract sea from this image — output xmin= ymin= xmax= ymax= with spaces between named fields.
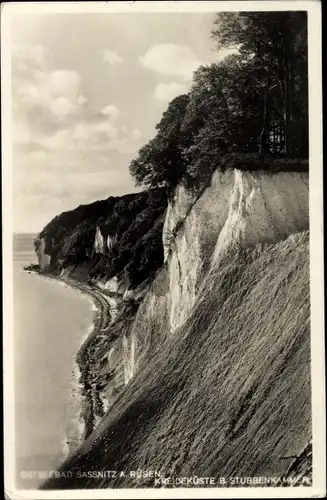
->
xmin=12 ymin=233 xmax=95 ymax=489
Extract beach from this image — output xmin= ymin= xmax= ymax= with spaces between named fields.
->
xmin=13 ymin=234 xmax=110 ymax=489
xmin=39 ymin=273 xmax=113 ymax=441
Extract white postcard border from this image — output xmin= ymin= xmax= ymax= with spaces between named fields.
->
xmin=2 ymin=1 xmax=324 ymax=499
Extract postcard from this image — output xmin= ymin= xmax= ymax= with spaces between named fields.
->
xmin=2 ymin=1 xmax=325 ymax=498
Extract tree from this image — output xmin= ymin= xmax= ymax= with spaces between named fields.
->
xmin=129 ymin=12 xmax=308 ymax=194
xmin=211 ymin=12 xmax=308 ymax=156
xmin=129 ymin=94 xmax=190 ymax=189
xmin=181 ymin=54 xmax=267 ymax=180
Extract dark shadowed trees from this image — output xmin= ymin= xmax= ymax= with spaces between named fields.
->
xmin=129 ymin=12 xmax=308 ymax=191
xmin=129 ymin=95 xmax=190 ymax=189
xmin=211 ymin=11 xmax=308 ymax=156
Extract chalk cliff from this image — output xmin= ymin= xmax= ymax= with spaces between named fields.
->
xmin=39 ymin=165 xmax=311 ymax=489
xmin=34 ymin=237 xmax=51 ymax=270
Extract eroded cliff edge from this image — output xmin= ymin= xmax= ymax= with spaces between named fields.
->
xmin=38 ymin=165 xmax=311 ymax=489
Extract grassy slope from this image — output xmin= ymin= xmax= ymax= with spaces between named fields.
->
xmin=42 ymin=230 xmax=310 ymax=489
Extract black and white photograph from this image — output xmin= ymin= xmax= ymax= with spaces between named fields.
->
xmin=2 ymin=1 xmax=325 ymax=498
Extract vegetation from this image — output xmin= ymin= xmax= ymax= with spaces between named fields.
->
xmin=129 ymin=11 xmax=308 ymax=191
xmin=24 ymin=264 xmax=40 ymax=272
xmin=129 ymin=94 xmax=190 ymax=190
xmin=40 ymin=188 xmax=167 ymax=289
xmin=37 ymin=12 xmax=308 ymax=292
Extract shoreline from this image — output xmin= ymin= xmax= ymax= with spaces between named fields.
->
xmin=27 ymin=268 xmax=112 ymax=447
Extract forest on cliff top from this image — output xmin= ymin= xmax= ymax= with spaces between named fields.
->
xmin=130 ymin=11 xmax=308 ymax=191
xmin=37 ymin=11 xmax=308 ymax=291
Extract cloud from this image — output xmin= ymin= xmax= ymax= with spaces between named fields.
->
xmin=154 ymin=82 xmax=189 ymax=101
xmin=140 ymin=43 xmax=204 ymax=81
xmin=103 ymin=50 xmax=123 ymax=64
xmin=77 ymin=94 xmax=88 ymax=105
xmin=12 ymin=46 xmax=139 ymax=156
xmin=48 ymin=70 xmax=81 ymax=100
xmin=131 ymin=128 xmax=142 ymax=140
xmin=13 ymin=45 xmax=52 ymax=72
xmin=216 ymin=47 xmax=240 ymax=61
xmin=12 ymin=49 xmax=88 ymax=135
xmin=12 ymin=45 xmax=143 ymax=232
xmin=101 ymin=104 xmax=120 ymax=118
xmin=50 ymin=97 xmax=77 ymax=117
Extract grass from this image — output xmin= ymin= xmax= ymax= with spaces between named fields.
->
xmin=41 ymin=231 xmax=311 ymax=489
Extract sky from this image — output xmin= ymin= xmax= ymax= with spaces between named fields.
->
xmin=10 ymin=11 xmax=234 ymax=233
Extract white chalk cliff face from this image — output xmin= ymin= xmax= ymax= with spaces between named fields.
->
xmin=98 ymin=167 xmax=309 ymax=414
xmin=47 ymin=166 xmax=311 ymax=487
xmin=107 ymin=234 xmax=116 ymax=252
xmin=94 ymin=226 xmax=117 ymax=255
xmin=34 ymin=237 xmax=51 ymax=270
xmin=131 ymin=168 xmax=309 ymax=352
xmin=94 ymin=225 xmax=106 ymax=254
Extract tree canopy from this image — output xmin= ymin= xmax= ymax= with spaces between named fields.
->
xmin=212 ymin=11 xmax=308 ymax=157
xmin=129 ymin=11 xmax=308 ymax=190
xmin=129 ymin=94 xmax=190 ymax=189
